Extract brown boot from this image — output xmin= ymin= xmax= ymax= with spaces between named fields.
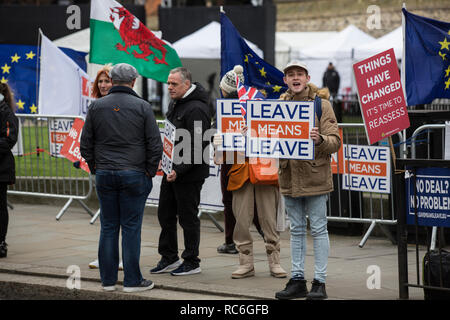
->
xmin=267 ymin=251 xmax=287 ymax=278
xmin=232 ymin=252 xmax=255 ymax=279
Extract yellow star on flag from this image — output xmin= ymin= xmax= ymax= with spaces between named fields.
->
xmin=26 ymin=51 xmax=36 ymax=60
xmin=272 ymin=85 xmax=282 ymax=92
xmin=259 ymin=67 xmax=267 ymax=77
xmin=446 ymin=65 xmax=450 ymax=77
xmin=244 ymin=55 xmax=249 ymax=63
xmin=439 ymin=51 xmax=447 ymax=61
xmin=0 ymin=77 xmax=7 ymax=84
xmin=11 ymin=53 xmax=20 ymax=63
xmin=1 ymin=63 xmax=11 ymax=74
xmin=445 ymin=78 xmax=450 ymax=90
xmin=265 ymin=81 xmax=271 ymax=85
xmin=29 ymin=104 xmax=38 ymax=113
xmin=16 ymin=99 xmax=25 ymax=109
xmin=440 ymin=37 xmax=450 ymax=51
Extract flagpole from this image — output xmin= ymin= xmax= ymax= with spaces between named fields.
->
xmin=220 ymin=6 xmax=225 ymax=13
xmin=401 ymin=3 xmax=407 ymax=106
xmin=401 ymin=3 xmax=407 ymax=159
xmin=36 ymin=28 xmax=42 ymax=114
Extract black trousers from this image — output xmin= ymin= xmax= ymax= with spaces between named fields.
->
xmin=0 ymin=183 xmax=8 ymax=243
xmin=157 ymin=178 xmax=205 ymax=266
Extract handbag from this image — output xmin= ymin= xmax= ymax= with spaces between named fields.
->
xmin=248 ymin=158 xmax=279 ymax=185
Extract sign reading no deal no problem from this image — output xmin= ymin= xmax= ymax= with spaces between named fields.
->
xmin=406 ymin=167 xmax=450 ymax=227
xmin=353 ymin=48 xmax=410 ymax=145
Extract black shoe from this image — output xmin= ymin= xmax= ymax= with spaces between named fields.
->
xmin=306 ymin=279 xmax=328 ymax=300
xmin=275 ymin=278 xmax=308 ymax=300
xmin=217 ymin=243 xmax=238 ymax=254
xmin=150 ymin=259 xmax=182 ymax=274
xmin=0 ymin=241 xmax=7 ymax=258
xmin=171 ymin=262 xmax=201 ymax=276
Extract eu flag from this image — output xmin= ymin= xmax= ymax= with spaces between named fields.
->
xmin=220 ymin=13 xmax=287 ymax=99
xmin=403 ymin=8 xmax=450 ymax=105
xmin=0 ymin=44 xmax=87 ymax=114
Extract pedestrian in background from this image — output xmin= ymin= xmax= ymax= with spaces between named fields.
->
xmin=275 ymin=61 xmax=340 ymax=300
xmin=0 ymin=82 xmax=18 ymax=258
xmin=81 ymin=63 xmax=162 ymax=293
xmin=322 ymin=62 xmax=340 ymax=99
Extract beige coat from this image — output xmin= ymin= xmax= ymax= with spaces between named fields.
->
xmin=278 ymin=84 xmax=341 ymax=197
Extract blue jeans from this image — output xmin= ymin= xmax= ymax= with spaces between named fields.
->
xmin=284 ymin=194 xmax=329 ymax=283
xmin=95 ymin=170 xmax=152 ymax=287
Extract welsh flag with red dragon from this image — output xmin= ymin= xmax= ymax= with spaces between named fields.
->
xmin=90 ymin=0 xmax=182 ymax=83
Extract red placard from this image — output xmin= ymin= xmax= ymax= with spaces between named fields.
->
xmin=60 ymin=118 xmax=90 ymax=173
xmin=353 ymin=48 xmax=410 ymax=145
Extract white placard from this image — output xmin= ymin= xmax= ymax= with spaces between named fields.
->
xmin=246 ymin=100 xmax=315 ymax=159
xmin=48 ymin=118 xmax=74 ymax=157
xmin=216 ymin=99 xmax=246 ymax=151
xmin=161 ymin=119 xmax=176 ymax=175
xmin=342 ymin=144 xmax=391 ymax=193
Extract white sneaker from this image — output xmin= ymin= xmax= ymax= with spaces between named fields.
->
xmin=102 ymin=285 xmax=116 ymax=292
xmin=89 ymin=259 xmax=99 ymax=269
xmin=89 ymin=259 xmax=124 ymax=271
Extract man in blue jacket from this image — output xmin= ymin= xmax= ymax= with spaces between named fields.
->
xmin=151 ymin=67 xmax=211 ymax=276
xmin=80 ymin=63 xmax=162 ymax=293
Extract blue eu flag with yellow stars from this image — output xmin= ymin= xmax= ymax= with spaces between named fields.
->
xmin=402 ymin=8 xmax=450 ymax=105
xmin=220 ymin=13 xmax=287 ymax=99
xmin=0 ymin=44 xmax=87 ymax=114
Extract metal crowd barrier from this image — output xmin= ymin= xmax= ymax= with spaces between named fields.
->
xmin=327 ymin=123 xmax=404 ymax=248
xmin=88 ymin=120 xmax=224 ymax=232
xmin=397 ymin=122 xmax=450 ymax=299
xmin=7 ymin=114 xmax=95 ymax=220
xmin=410 ymin=123 xmax=446 ymax=250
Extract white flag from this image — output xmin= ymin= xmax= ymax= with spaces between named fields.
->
xmin=38 ymin=32 xmax=94 ymax=116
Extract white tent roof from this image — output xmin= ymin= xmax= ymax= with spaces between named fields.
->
xmin=173 ymin=21 xmax=263 ymax=59
xmin=300 ymin=25 xmax=375 ymax=58
xmin=354 ymin=26 xmax=402 ymax=61
xmin=276 ymin=31 xmax=338 ymax=53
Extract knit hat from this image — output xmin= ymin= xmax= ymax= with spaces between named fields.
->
xmin=220 ymin=65 xmax=244 ymax=94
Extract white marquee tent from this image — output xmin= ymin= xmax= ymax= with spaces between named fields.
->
xmin=173 ymin=21 xmax=263 ymax=59
xmin=275 ymin=31 xmax=338 ymax=71
xmin=354 ymin=26 xmax=402 ymax=61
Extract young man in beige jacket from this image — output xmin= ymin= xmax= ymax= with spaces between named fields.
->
xmin=275 ymin=61 xmax=341 ymax=300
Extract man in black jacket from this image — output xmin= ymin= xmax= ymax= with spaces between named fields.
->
xmin=151 ymin=67 xmax=211 ymax=276
xmin=80 ymin=63 xmax=162 ymax=293
xmin=322 ymin=62 xmax=340 ymax=99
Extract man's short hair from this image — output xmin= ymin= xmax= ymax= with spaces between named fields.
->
xmin=170 ymin=67 xmax=192 ymax=83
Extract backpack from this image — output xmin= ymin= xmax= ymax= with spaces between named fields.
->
xmin=314 ymin=95 xmax=322 ymax=121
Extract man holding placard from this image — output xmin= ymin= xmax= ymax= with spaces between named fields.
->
xmin=151 ymin=67 xmax=211 ymax=276
xmin=275 ymin=61 xmax=341 ymax=300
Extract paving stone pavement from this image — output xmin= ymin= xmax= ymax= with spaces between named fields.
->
xmin=0 ymin=202 xmax=427 ymax=300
